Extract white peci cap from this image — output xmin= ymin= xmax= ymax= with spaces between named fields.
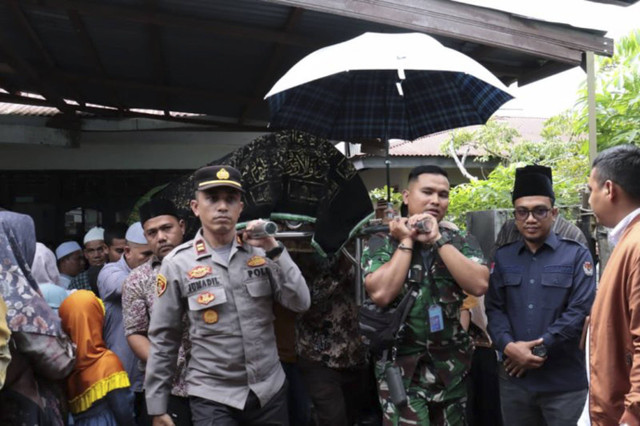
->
xmin=55 ymin=241 xmax=82 ymax=260
xmin=125 ymin=222 xmax=147 ymax=245
xmin=83 ymin=226 xmax=105 ymax=244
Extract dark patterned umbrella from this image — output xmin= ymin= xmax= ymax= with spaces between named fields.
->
xmin=265 ymin=32 xmax=513 ymax=198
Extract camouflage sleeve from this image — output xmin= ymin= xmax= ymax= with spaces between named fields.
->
xmin=361 ymin=233 xmax=395 ymax=277
xmin=450 ymin=229 xmax=488 ymax=266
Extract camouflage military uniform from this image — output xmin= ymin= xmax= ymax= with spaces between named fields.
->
xmin=361 ymin=226 xmax=487 ymax=426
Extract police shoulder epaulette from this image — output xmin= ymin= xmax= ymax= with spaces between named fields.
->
xmin=166 ymin=240 xmax=194 ymax=259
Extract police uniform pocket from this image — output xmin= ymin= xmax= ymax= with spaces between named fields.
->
xmin=187 ymin=286 xmax=227 ymax=310
xmin=187 ymin=287 xmax=233 ymax=335
xmin=246 ymin=280 xmax=273 ymax=298
xmin=541 ymin=272 xmax=572 ymax=308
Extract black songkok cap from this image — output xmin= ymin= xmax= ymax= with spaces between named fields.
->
xmin=512 ymin=165 xmax=555 ymax=203
xmin=193 ymin=165 xmax=244 ymax=193
xmin=139 ymin=199 xmax=180 ymax=225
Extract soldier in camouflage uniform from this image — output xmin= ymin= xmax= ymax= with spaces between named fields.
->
xmin=362 ymin=165 xmax=489 ymax=426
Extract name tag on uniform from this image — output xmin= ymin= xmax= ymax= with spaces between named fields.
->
xmin=429 ymin=304 xmax=444 ymax=333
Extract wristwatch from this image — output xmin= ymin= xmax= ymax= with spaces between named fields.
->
xmin=532 ymin=343 xmax=548 ymax=358
xmin=434 ymin=235 xmax=451 ymax=249
xmin=265 ymin=241 xmax=285 ymax=260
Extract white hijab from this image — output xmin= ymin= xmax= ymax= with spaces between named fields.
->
xmin=31 ymin=242 xmax=61 ymax=286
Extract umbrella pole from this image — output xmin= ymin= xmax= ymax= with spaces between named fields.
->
xmin=385 ymin=138 xmax=391 ymax=202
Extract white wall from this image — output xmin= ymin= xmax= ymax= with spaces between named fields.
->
xmin=0 ymin=124 xmax=268 ymax=170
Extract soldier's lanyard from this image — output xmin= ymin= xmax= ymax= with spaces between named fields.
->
xmin=419 ymin=244 xmax=444 ymax=333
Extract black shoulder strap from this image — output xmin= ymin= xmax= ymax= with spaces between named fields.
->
xmin=393 ymin=246 xmax=425 ymax=339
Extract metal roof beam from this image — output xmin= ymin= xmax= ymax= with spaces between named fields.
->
xmin=262 ymin=0 xmax=613 ymax=66
xmin=586 ymin=0 xmax=639 ymax=5
xmin=145 ymin=0 xmax=171 ymax=116
xmin=239 ymin=7 xmax=305 ymax=124
xmin=518 ymin=61 xmax=576 ymax=86
xmin=58 ymin=71 xmax=257 ymax=105
xmin=0 ymin=32 xmax=73 ymax=114
xmin=28 ymin=0 xmax=322 ymax=48
xmin=5 ymin=0 xmax=87 ymax=106
xmin=67 ymin=9 xmax=125 ymax=111
xmin=0 ymin=92 xmax=267 ymax=131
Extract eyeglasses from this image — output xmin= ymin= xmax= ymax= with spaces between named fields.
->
xmin=513 ymin=207 xmax=551 ymax=221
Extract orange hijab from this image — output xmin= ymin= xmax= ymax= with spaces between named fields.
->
xmin=58 ymin=290 xmax=130 ymax=414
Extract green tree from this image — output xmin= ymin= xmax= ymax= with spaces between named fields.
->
xmin=574 ymin=29 xmax=640 ymax=150
xmin=443 ymin=30 xmax=639 ymax=227
xmin=445 ymin=115 xmax=588 ymax=227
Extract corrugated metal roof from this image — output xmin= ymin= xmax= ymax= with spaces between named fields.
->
xmin=0 ymin=101 xmax=59 ymax=117
xmin=0 ymin=0 xmax=611 ymax=129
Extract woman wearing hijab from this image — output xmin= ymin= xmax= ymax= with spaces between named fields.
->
xmin=0 ymin=210 xmax=76 ymax=425
xmin=32 ymin=242 xmax=70 ymax=312
xmin=59 ymin=289 xmax=135 ymax=425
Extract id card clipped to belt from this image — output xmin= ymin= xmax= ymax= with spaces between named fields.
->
xmin=428 ymin=304 xmax=444 ymax=333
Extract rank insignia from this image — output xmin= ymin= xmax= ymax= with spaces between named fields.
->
xmin=157 ymin=273 xmax=167 ymax=297
xmin=197 ymin=291 xmax=216 ymax=305
xmin=583 ymin=261 xmax=594 ymax=277
xmin=247 ymin=256 xmax=266 ymax=267
xmin=195 ymin=239 xmax=206 ymax=255
xmin=216 ymin=168 xmax=230 ymax=180
xmin=188 ymin=265 xmax=212 ymax=279
xmin=202 ymin=309 xmax=218 ymax=324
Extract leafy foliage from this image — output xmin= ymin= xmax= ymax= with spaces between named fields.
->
xmin=368 ymin=185 xmax=404 ymax=211
xmin=445 ymin=115 xmax=589 ymax=227
xmin=574 ymin=29 xmax=640 ymax=150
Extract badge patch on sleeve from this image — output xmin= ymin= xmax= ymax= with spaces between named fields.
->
xmin=583 ymin=261 xmax=594 ymax=276
xmin=157 ymin=273 xmax=167 ymax=296
xmin=188 ymin=265 xmax=212 ymax=279
xmin=197 ymin=291 xmax=216 ymax=305
xmin=247 ymin=256 xmax=266 ymax=267
xmin=202 ymin=309 xmax=218 ymax=324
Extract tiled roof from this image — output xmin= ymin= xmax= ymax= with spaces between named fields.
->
xmin=389 ymin=116 xmax=549 ymax=157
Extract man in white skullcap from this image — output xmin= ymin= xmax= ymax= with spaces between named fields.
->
xmin=55 ymin=241 xmax=85 ymax=289
xmin=98 ymin=222 xmax=153 ymax=405
xmin=83 ymin=226 xmax=108 ymax=267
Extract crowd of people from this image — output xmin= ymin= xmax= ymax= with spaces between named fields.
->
xmin=1 ymin=144 xmax=640 ymax=426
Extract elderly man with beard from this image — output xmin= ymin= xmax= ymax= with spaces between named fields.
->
xmin=122 ymin=199 xmax=189 ymax=426
xmin=486 ymin=165 xmax=596 ymax=426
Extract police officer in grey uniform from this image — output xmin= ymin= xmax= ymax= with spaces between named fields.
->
xmin=145 ymin=165 xmax=310 ymax=426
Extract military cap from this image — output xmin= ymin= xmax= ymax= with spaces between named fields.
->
xmin=193 ymin=165 xmax=244 ymax=192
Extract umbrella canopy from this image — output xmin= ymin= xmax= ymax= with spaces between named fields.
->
xmin=265 ymin=32 xmax=514 ymax=141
